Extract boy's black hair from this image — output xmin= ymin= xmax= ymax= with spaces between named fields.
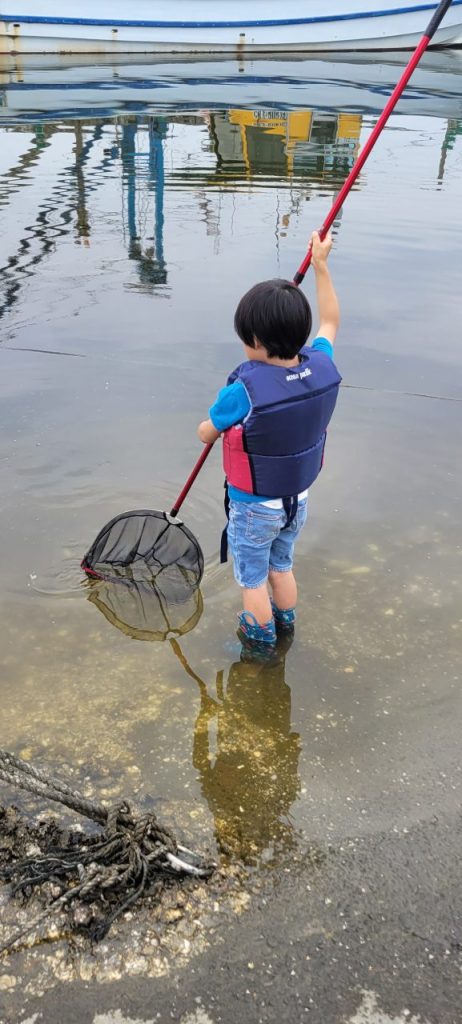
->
xmin=234 ymin=278 xmax=312 ymax=359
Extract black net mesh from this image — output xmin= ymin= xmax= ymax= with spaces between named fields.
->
xmin=81 ymin=509 xmax=204 ymax=586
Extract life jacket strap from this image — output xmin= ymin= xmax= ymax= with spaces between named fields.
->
xmin=282 ymin=495 xmax=298 ymax=528
xmin=220 ymin=480 xmax=230 ymax=564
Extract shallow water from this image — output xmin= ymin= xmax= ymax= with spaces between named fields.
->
xmin=0 ymin=53 xmax=462 ymax=874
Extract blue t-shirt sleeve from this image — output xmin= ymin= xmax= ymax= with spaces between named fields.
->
xmin=311 ymin=336 xmax=334 ymax=360
xmin=209 ymin=380 xmax=251 ymax=432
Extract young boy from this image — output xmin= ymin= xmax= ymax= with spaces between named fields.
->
xmin=198 ymin=231 xmax=341 ymax=647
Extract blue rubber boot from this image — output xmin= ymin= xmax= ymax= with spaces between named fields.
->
xmin=237 ymin=611 xmax=277 ymax=648
xmin=271 ymin=600 xmax=296 ymax=634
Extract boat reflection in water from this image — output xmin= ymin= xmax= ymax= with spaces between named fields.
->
xmin=0 ymin=107 xmax=364 ymax=322
xmin=210 ymin=108 xmax=361 ymax=183
xmin=2 ymin=52 xmax=462 ymax=122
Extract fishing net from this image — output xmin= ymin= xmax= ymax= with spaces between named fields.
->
xmin=82 ymin=510 xmax=204 ymax=641
xmin=82 ymin=509 xmax=204 ymax=585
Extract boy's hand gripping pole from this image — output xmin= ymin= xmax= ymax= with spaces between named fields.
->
xmin=293 ymin=0 xmax=454 ymax=286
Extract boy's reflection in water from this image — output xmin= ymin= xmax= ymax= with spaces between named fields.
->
xmin=84 ymin=576 xmax=301 ymax=864
xmin=191 ymin=639 xmax=301 ymax=863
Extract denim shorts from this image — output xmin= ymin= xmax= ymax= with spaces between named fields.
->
xmin=227 ymin=498 xmax=308 ymax=589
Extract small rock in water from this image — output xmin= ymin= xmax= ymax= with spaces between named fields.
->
xmin=0 ymin=975 xmax=17 ymax=990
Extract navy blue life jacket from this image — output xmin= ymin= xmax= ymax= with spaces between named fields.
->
xmin=223 ymin=346 xmax=341 ymax=498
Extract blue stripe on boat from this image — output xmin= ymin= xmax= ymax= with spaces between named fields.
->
xmin=4 ymin=76 xmax=443 ymax=97
xmin=2 ymin=3 xmax=462 ymax=31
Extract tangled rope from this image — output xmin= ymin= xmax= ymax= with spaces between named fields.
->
xmin=0 ymin=750 xmax=214 ymax=954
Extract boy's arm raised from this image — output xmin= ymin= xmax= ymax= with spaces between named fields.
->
xmin=311 ymin=231 xmax=340 ymax=345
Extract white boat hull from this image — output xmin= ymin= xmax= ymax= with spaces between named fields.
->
xmin=1 ymin=2 xmax=462 ymax=55
xmin=1 ymin=52 xmax=462 ymax=123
